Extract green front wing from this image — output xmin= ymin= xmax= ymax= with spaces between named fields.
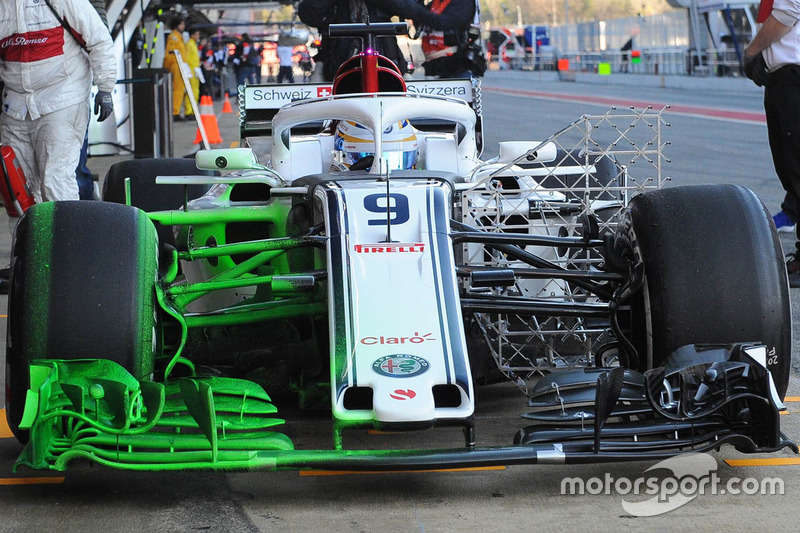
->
xmin=15 ymin=358 xmax=796 ymax=473
xmin=15 ymin=359 xmax=525 ymax=473
xmin=16 ymin=360 xmax=293 ymax=472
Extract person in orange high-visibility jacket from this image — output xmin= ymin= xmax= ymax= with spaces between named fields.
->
xmin=163 ymin=16 xmax=190 ymax=118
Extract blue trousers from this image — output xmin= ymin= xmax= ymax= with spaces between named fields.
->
xmin=75 ymin=127 xmax=93 ymax=200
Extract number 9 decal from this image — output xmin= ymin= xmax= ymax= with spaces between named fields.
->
xmin=363 ymin=193 xmax=410 ymax=226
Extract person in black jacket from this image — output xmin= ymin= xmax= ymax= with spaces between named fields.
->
xmin=373 ymin=0 xmax=485 ymax=78
xmin=297 ymin=0 xmax=408 ymax=81
xmin=743 ymin=2 xmax=800 ymax=286
xmin=233 ymin=33 xmax=260 ymax=87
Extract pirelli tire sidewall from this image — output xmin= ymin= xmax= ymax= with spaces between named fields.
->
xmin=5 ymin=201 xmax=159 ymax=442
xmin=623 ymin=184 xmax=791 ymax=398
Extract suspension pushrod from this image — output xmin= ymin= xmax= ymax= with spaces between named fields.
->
xmin=452 ymin=220 xmax=613 ymax=299
xmin=180 ymin=235 xmax=326 ymax=260
xmin=451 ymin=231 xmax=604 ymax=248
xmin=457 ymin=266 xmax=623 ymax=283
xmin=461 ymin=297 xmax=610 ymax=318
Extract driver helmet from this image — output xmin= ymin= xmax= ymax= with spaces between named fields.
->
xmin=334 ymin=120 xmax=418 ymax=170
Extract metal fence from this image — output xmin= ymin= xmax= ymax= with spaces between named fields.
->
xmin=494 ymin=47 xmax=744 ymax=77
xmin=460 ymin=108 xmax=669 ymax=389
xmin=491 ymin=9 xmax=744 ymax=77
xmin=549 ymin=11 xmax=690 ymax=52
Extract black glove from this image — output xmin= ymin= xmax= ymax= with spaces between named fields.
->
xmin=743 ymin=53 xmax=769 ymax=87
xmin=94 ymin=90 xmax=113 ymax=122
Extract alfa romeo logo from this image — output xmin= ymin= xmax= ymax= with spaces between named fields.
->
xmin=372 ymin=354 xmax=430 ymax=378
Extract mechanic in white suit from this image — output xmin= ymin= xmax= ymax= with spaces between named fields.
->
xmin=0 ymin=0 xmax=116 ymax=202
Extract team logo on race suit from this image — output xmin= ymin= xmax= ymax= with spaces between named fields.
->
xmin=372 ymin=355 xmax=430 ymax=378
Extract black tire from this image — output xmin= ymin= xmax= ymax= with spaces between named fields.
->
xmin=102 ymin=158 xmax=214 ymax=248
xmin=624 ymin=184 xmax=791 ymax=397
xmin=5 ymin=201 xmax=159 ymax=442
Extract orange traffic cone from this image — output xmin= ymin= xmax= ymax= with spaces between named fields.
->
xmin=222 ymin=92 xmax=233 ymax=114
xmin=194 ymin=95 xmax=223 ymax=145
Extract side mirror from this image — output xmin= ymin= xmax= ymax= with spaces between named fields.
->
xmin=195 ymin=148 xmax=266 ymax=172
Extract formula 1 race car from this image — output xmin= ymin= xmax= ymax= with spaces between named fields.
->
xmin=5 ymin=23 xmax=796 ymax=472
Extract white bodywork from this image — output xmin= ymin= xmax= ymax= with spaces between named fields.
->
xmin=318 ymin=179 xmax=473 ymax=426
xmin=178 ymin=80 xmax=664 ymax=427
xmin=270 ymin=93 xmax=480 ymax=179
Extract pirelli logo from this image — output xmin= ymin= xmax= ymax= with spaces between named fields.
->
xmin=353 ymin=243 xmax=425 ymax=254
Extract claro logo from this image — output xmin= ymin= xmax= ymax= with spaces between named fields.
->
xmin=361 ymin=332 xmax=436 ymax=345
